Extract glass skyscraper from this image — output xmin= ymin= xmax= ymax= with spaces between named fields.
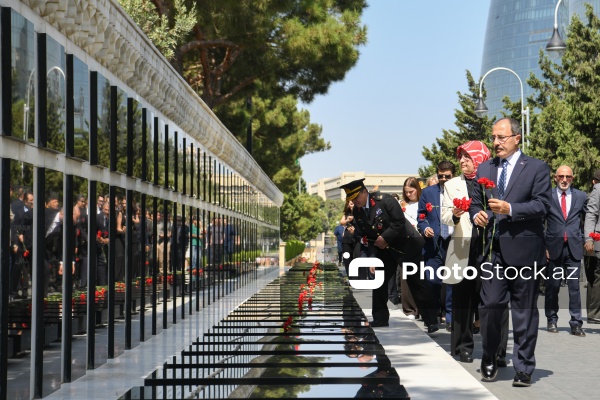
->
xmin=570 ymin=0 xmax=600 ymax=19
xmin=480 ymin=0 xmax=569 ymax=119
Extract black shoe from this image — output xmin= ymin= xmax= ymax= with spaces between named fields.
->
xmin=588 ymin=317 xmax=600 ymax=324
xmin=480 ymin=357 xmax=497 ymax=381
xmin=547 ymin=322 xmax=559 ymax=333
xmin=370 ymin=320 xmax=389 ymax=327
xmin=512 ymin=371 xmax=532 ymax=387
xmin=459 ymin=351 xmax=473 ymax=363
xmin=571 ymin=325 xmax=586 ymax=337
xmin=427 ymin=324 xmax=439 ymax=334
xmin=496 ymin=355 xmax=507 ymax=368
xmin=446 ymin=322 xmax=452 ymax=332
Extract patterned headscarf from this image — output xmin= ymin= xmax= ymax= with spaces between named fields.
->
xmin=456 ymin=140 xmax=491 ymax=180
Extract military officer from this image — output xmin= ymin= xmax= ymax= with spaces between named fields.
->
xmin=341 ymin=179 xmax=438 ymax=332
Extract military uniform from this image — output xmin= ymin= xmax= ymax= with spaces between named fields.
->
xmin=342 ymin=179 xmax=437 ymax=329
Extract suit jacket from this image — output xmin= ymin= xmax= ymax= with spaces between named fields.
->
xmin=469 ymin=153 xmax=552 ymax=266
xmin=352 ymin=192 xmax=424 ymax=263
xmin=417 ymin=184 xmax=442 ymax=260
xmin=584 ymin=183 xmax=600 ymax=253
xmin=442 ymin=176 xmax=472 ymax=283
xmin=546 ymin=187 xmax=586 ymax=260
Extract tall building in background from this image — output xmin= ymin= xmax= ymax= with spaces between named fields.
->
xmin=480 ymin=0 xmax=569 ymax=119
xmin=570 ymin=0 xmax=600 ymax=19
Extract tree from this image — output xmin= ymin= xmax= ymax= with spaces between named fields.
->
xmin=281 ymin=192 xmax=327 ymax=241
xmin=527 ymin=4 xmax=600 ymax=191
xmin=419 ymin=71 xmax=493 ymax=177
xmin=324 ymin=198 xmax=345 ymax=232
xmin=217 ymin=83 xmax=329 ymax=193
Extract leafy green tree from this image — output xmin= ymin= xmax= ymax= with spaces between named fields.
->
xmin=527 ymin=4 xmax=600 ymax=191
xmin=281 ymin=192 xmax=327 ymax=241
xmin=419 ymin=70 xmax=493 ymax=177
xmin=218 ymin=84 xmax=329 ymax=193
xmin=324 ymin=198 xmax=345 ymax=232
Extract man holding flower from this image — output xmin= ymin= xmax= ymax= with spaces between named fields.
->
xmin=470 ymin=117 xmax=552 ymax=387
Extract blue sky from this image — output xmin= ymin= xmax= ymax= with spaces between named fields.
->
xmin=301 ymin=0 xmax=491 ymax=185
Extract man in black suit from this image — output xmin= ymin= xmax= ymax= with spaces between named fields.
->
xmin=340 ymin=179 xmax=438 ymax=332
xmin=96 ymin=202 xmax=110 ymax=285
xmin=470 ymin=118 xmax=552 ymax=387
xmin=545 ymin=165 xmax=586 ymax=337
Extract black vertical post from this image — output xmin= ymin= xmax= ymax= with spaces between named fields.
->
xmin=126 ymin=99 xmax=133 ymax=177
xmin=153 ymin=117 xmax=159 ymax=186
xmin=86 ymin=181 xmax=97 ymax=369
xmin=173 ymin=131 xmax=178 ymax=192
xmin=151 ymin=197 xmax=158 ymax=335
xmin=31 ymin=167 xmax=45 ymax=397
xmin=125 ymin=190 xmax=132 ymax=349
xmin=107 ymin=186 xmax=116 ymax=358
xmin=0 ymin=158 xmax=10 ymax=400
xmin=1 ymin=8 xmax=12 ymax=137
xmin=162 ymin=199 xmax=168 ymax=329
xmin=172 ymin=203 xmax=177 ymax=325
xmin=109 ymin=87 xmax=117 ymax=172
xmin=164 ymin=125 xmax=169 ymax=190
xmin=182 ymin=137 xmax=187 ymax=195
xmin=141 ymin=109 xmax=147 ymax=182
xmin=62 ymin=174 xmax=74 ymax=381
xmin=140 ymin=193 xmax=146 ymax=342
xmin=66 ymin=54 xmax=74 ymax=157
xmin=37 ymin=34 xmax=47 ymax=147
xmin=89 ymin=72 xmax=98 ymax=166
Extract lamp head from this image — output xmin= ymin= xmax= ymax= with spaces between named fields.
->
xmin=474 ymin=97 xmax=488 ymax=118
xmin=546 ymin=28 xmax=566 ymax=58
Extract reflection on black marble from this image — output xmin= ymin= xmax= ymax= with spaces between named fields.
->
xmin=131 ymin=264 xmax=409 ymax=399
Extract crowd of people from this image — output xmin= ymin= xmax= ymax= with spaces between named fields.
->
xmin=8 ymin=192 xmax=238 ymax=299
xmin=337 ymin=117 xmax=600 ymax=388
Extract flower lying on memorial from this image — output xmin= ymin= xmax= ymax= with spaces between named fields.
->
xmin=282 ymin=315 xmax=293 ymax=332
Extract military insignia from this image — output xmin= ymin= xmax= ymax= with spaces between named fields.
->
xmin=377 ymin=223 xmax=383 ymax=230
xmin=375 ymin=208 xmax=382 ymax=217
xmin=370 ymin=198 xmax=376 ymax=207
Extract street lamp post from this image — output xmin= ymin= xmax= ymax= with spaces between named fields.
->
xmin=546 ymin=0 xmax=567 ymax=56
xmin=474 ymin=67 xmax=530 ymax=150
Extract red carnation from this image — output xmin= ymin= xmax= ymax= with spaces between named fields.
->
xmin=402 ymin=207 xmax=406 ymax=212
xmin=419 ymin=213 xmax=426 ymax=220
xmin=370 ymin=198 xmax=376 ymax=207
xmin=426 ymin=203 xmax=433 ymax=212
xmin=453 ymin=198 xmax=461 ymax=207
xmin=97 ymin=230 xmax=102 ymax=239
xmin=360 ymin=236 xmax=368 ymax=245
xmin=589 ymin=232 xmax=600 ymax=241
xmin=23 ymin=250 xmax=30 ymax=258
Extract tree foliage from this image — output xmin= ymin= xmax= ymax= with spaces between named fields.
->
xmin=419 ymin=70 xmax=493 ymax=177
xmin=281 ymin=192 xmax=327 ymax=241
xmin=527 ymin=4 xmax=600 ymax=191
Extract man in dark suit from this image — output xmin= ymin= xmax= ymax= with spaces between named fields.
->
xmin=340 ymin=179 xmax=438 ymax=332
xmin=470 ymin=117 xmax=552 ymax=387
xmin=96 ymin=202 xmax=110 ymax=285
xmin=545 ymin=165 xmax=586 ymax=336
xmin=418 ymin=160 xmax=455 ymax=330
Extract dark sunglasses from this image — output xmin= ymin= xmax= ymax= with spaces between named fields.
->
xmin=437 ymin=174 xmax=452 ymax=180
xmin=557 ymin=175 xmax=573 ymax=180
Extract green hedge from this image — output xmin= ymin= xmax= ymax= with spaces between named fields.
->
xmin=285 ymin=240 xmax=305 ymax=261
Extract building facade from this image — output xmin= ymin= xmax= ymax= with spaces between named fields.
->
xmin=480 ymin=0 xmax=569 ymax=119
xmin=308 ymin=172 xmax=415 ymax=201
xmin=0 ymin=1 xmax=281 ymax=399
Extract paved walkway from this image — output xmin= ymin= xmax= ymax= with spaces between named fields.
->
xmin=353 ymin=279 xmax=595 ymax=400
